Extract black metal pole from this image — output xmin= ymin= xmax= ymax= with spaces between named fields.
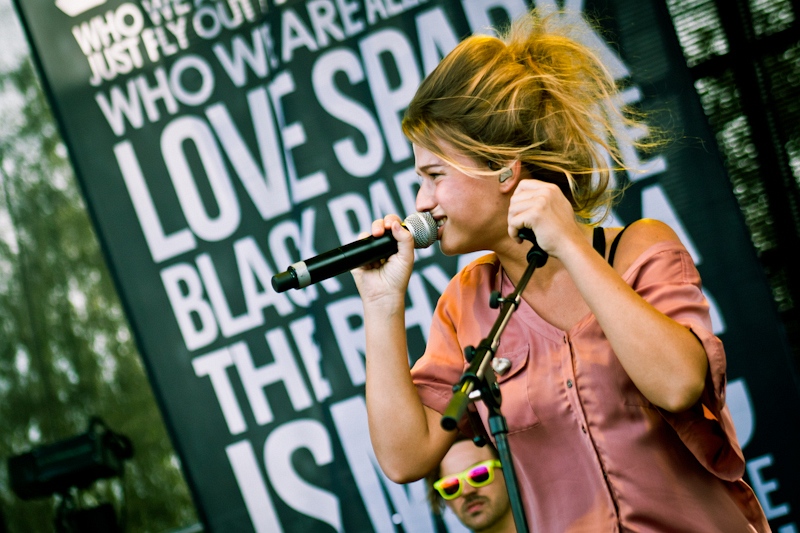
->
xmin=441 ymin=230 xmax=547 ymax=533
xmin=488 ymin=405 xmax=527 ymax=533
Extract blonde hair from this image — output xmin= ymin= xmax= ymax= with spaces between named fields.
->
xmin=403 ymin=9 xmax=656 ymax=223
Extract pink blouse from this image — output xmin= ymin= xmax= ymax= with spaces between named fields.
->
xmin=411 ymin=242 xmax=770 ymax=532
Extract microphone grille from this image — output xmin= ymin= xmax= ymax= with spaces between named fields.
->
xmin=404 ymin=212 xmax=438 ymax=249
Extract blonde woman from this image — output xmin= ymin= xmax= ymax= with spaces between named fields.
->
xmin=352 ymin=9 xmax=769 ymax=532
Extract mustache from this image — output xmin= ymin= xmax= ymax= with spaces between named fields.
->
xmin=460 ymin=493 xmax=489 ymax=513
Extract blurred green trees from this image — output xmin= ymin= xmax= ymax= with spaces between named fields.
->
xmin=0 ymin=46 xmax=199 ymax=533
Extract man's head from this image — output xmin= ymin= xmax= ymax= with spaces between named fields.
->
xmin=426 ymin=438 xmax=514 ymax=532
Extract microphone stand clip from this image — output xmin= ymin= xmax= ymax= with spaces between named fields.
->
xmin=440 ymin=229 xmax=546 ymax=533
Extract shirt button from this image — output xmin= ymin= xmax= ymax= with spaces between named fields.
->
xmin=566 ymin=379 xmax=573 ymax=388
xmin=581 ymin=425 xmax=587 ymax=433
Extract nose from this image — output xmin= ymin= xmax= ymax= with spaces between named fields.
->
xmin=460 ymin=481 xmax=478 ymax=497
xmin=415 ymin=179 xmax=435 ymax=212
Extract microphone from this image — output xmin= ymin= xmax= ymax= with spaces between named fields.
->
xmin=271 ymin=212 xmax=438 ymax=293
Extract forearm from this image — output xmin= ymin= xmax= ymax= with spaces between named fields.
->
xmin=363 ymin=300 xmax=454 ymax=482
xmin=563 ymin=242 xmax=708 ymax=412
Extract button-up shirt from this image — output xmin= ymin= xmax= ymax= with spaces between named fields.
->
xmin=412 ymin=242 xmax=769 ymax=532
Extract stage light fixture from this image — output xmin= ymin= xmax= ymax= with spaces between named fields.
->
xmin=8 ymin=417 xmax=133 ymax=500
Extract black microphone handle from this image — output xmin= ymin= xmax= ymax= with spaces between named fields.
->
xmin=305 ymin=234 xmax=398 ymax=284
xmin=272 ymin=212 xmax=437 ymax=293
xmin=271 ymin=234 xmax=398 ymax=293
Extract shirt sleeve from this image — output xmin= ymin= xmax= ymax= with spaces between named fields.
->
xmin=629 ymin=243 xmax=745 ymax=481
xmin=410 ymin=260 xmax=494 ymax=438
xmin=411 ymin=275 xmax=472 ymax=435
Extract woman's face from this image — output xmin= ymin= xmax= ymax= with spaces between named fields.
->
xmin=413 ymin=142 xmax=509 ymax=256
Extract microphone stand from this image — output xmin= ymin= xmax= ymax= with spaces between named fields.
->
xmin=441 ymin=230 xmax=546 ymax=533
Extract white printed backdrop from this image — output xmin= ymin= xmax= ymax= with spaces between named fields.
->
xmin=12 ymin=0 xmax=800 ymax=531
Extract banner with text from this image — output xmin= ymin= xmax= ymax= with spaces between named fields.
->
xmin=13 ymin=0 xmax=800 ymax=531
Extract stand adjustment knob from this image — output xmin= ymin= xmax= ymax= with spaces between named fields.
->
xmin=489 ymin=290 xmax=502 ymax=308
xmin=464 ymin=345 xmax=476 ymax=363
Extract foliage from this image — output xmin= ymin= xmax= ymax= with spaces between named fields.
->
xmin=0 ymin=55 xmax=199 ymax=532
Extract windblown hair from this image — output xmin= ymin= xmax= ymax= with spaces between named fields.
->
xmin=403 ymin=9 xmax=658 ymax=223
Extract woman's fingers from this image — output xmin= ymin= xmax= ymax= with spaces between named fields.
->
xmin=507 ymin=180 xmax=576 ymax=253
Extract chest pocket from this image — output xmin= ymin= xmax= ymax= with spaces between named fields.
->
xmin=476 ymin=345 xmax=541 ymax=434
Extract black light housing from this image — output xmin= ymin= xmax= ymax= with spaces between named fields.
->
xmin=8 ymin=417 xmax=133 ymax=500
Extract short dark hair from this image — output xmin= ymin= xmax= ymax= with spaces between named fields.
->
xmin=425 ymin=435 xmax=500 ymax=514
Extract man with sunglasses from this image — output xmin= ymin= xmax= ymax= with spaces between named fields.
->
xmin=426 ymin=437 xmax=515 ymax=533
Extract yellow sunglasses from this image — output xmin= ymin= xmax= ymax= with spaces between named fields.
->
xmin=433 ymin=459 xmax=503 ymax=500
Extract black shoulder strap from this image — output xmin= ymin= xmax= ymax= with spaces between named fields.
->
xmin=592 ymin=226 xmax=606 ymax=258
xmin=608 ymin=221 xmax=636 ymax=267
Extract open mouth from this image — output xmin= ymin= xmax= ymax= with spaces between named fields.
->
xmin=436 ymin=217 xmax=446 ymax=235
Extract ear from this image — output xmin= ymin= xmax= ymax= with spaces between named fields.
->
xmin=498 ymin=160 xmax=522 ymax=192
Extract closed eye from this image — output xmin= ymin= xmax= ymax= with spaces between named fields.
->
xmin=417 ymin=173 xmax=442 ymax=185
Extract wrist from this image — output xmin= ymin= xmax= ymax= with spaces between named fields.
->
xmin=362 ymin=293 xmax=406 ymax=317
